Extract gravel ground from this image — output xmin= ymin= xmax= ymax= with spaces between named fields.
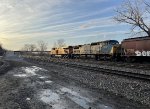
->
xmin=49 ymin=58 xmax=150 ymax=76
xmin=0 ymin=61 xmax=3 ymax=65
xmin=28 ymin=58 xmax=150 ymax=107
xmin=0 ymin=54 xmax=150 ymax=109
xmin=1 ymin=61 xmax=147 ymax=109
xmin=49 ymin=58 xmax=150 ymax=70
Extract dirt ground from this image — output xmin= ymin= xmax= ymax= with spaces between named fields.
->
xmin=0 ymin=55 xmax=149 ymax=109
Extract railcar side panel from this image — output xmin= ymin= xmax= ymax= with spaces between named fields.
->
xmin=80 ymin=44 xmax=91 ymax=54
xmin=121 ymin=37 xmax=150 ymax=57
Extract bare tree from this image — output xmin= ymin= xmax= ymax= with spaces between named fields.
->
xmin=37 ymin=40 xmax=48 ymax=55
xmin=53 ymin=39 xmax=66 ymax=48
xmin=22 ymin=44 xmax=30 ymax=51
xmin=22 ymin=44 xmax=36 ymax=51
xmin=0 ymin=43 xmax=5 ymax=56
xmin=114 ymin=0 xmax=150 ymax=36
xmin=28 ymin=44 xmax=36 ymax=52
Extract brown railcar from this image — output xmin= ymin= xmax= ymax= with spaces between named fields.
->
xmin=121 ymin=36 xmax=150 ymax=61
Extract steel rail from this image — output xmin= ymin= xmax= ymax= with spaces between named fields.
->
xmin=27 ymin=57 xmax=150 ymax=81
xmin=48 ymin=60 xmax=150 ymax=81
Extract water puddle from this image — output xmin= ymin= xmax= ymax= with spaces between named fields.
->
xmin=45 ymin=80 xmax=53 ymax=84
xmin=60 ymin=87 xmax=113 ymax=109
xmin=60 ymin=87 xmax=91 ymax=109
xmin=26 ymin=98 xmax=31 ymax=101
xmin=39 ymin=89 xmax=66 ymax=109
xmin=39 ymin=76 xmax=47 ymax=79
xmin=98 ymin=104 xmax=113 ymax=109
xmin=38 ymin=86 xmax=114 ymax=109
xmin=23 ymin=66 xmax=39 ymax=75
xmin=40 ymin=89 xmax=60 ymax=103
xmin=13 ymin=66 xmax=47 ymax=78
xmin=14 ymin=74 xmax=27 ymax=77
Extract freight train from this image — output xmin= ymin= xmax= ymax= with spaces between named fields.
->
xmin=51 ymin=36 xmax=150 ymax=62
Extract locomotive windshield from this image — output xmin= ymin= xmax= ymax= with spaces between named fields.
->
xmin=109 ymin=40 xmax=119 ymax=45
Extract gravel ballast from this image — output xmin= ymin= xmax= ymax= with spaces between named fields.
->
xmin=27 ymin=58 xmax=150 ymax=107
xmin=0 ymin=61 xmax=10 ymax=74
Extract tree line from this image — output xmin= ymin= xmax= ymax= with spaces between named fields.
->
xmin=0 ymin=43 xmax=5 ymax=56
xmin=21 ymin=40 xmax=48 ymax=55
xmin=21 ymin=39 xmax=66 ymax=53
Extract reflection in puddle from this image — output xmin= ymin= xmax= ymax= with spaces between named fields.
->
xmin=39 ymin=76 xmax=46 ymax=79
xmin=38 ymin=87 xmax=114 ymax=109
xmin=14 ymin=74 xmax=27 ymax=77
xmin=45 ymin=80 xmax=53 ymax=84
xmin=39 ymin=89 xmax=66 ymax=109
xmin=60 ymin=87 xmax=113 ymax=109
xmin=40 ymin=89 xmax=60 ymax=103
xmin=70 ymin=96 xmax=90 ymax=109
xmin=60 ymin=87 xmax=91 ymax=109
xmin=98 ymin=104 xmax=113 ymax=109
xmin=23 ymin=67 xmax=37 ymax=75
xmin=23 ymin=66 xmax=47 ymax=75
xmin=13 ymin=66 xmax=48 ymax=78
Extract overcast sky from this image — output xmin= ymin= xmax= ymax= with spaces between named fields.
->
xmin=0 ymin=0 xmax=132 ymax=50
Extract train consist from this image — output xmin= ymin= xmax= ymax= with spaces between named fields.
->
xmin=51 ymin=36 xmax=150 ymax=61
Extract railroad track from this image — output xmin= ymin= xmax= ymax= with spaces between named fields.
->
xmin=25 ymin=56 xmax=150 ymax=81
xmin=50 ymin=61 xmax=150 ymax=81
xmin=59 ymin=58 xmax=150 ymax=70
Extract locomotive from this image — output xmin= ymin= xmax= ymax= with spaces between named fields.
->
xmin=51 ymin=36 xmax=150 ymax=62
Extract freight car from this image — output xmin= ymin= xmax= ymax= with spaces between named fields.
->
xmin=120 ymin=36 xmax=150 ymax=62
